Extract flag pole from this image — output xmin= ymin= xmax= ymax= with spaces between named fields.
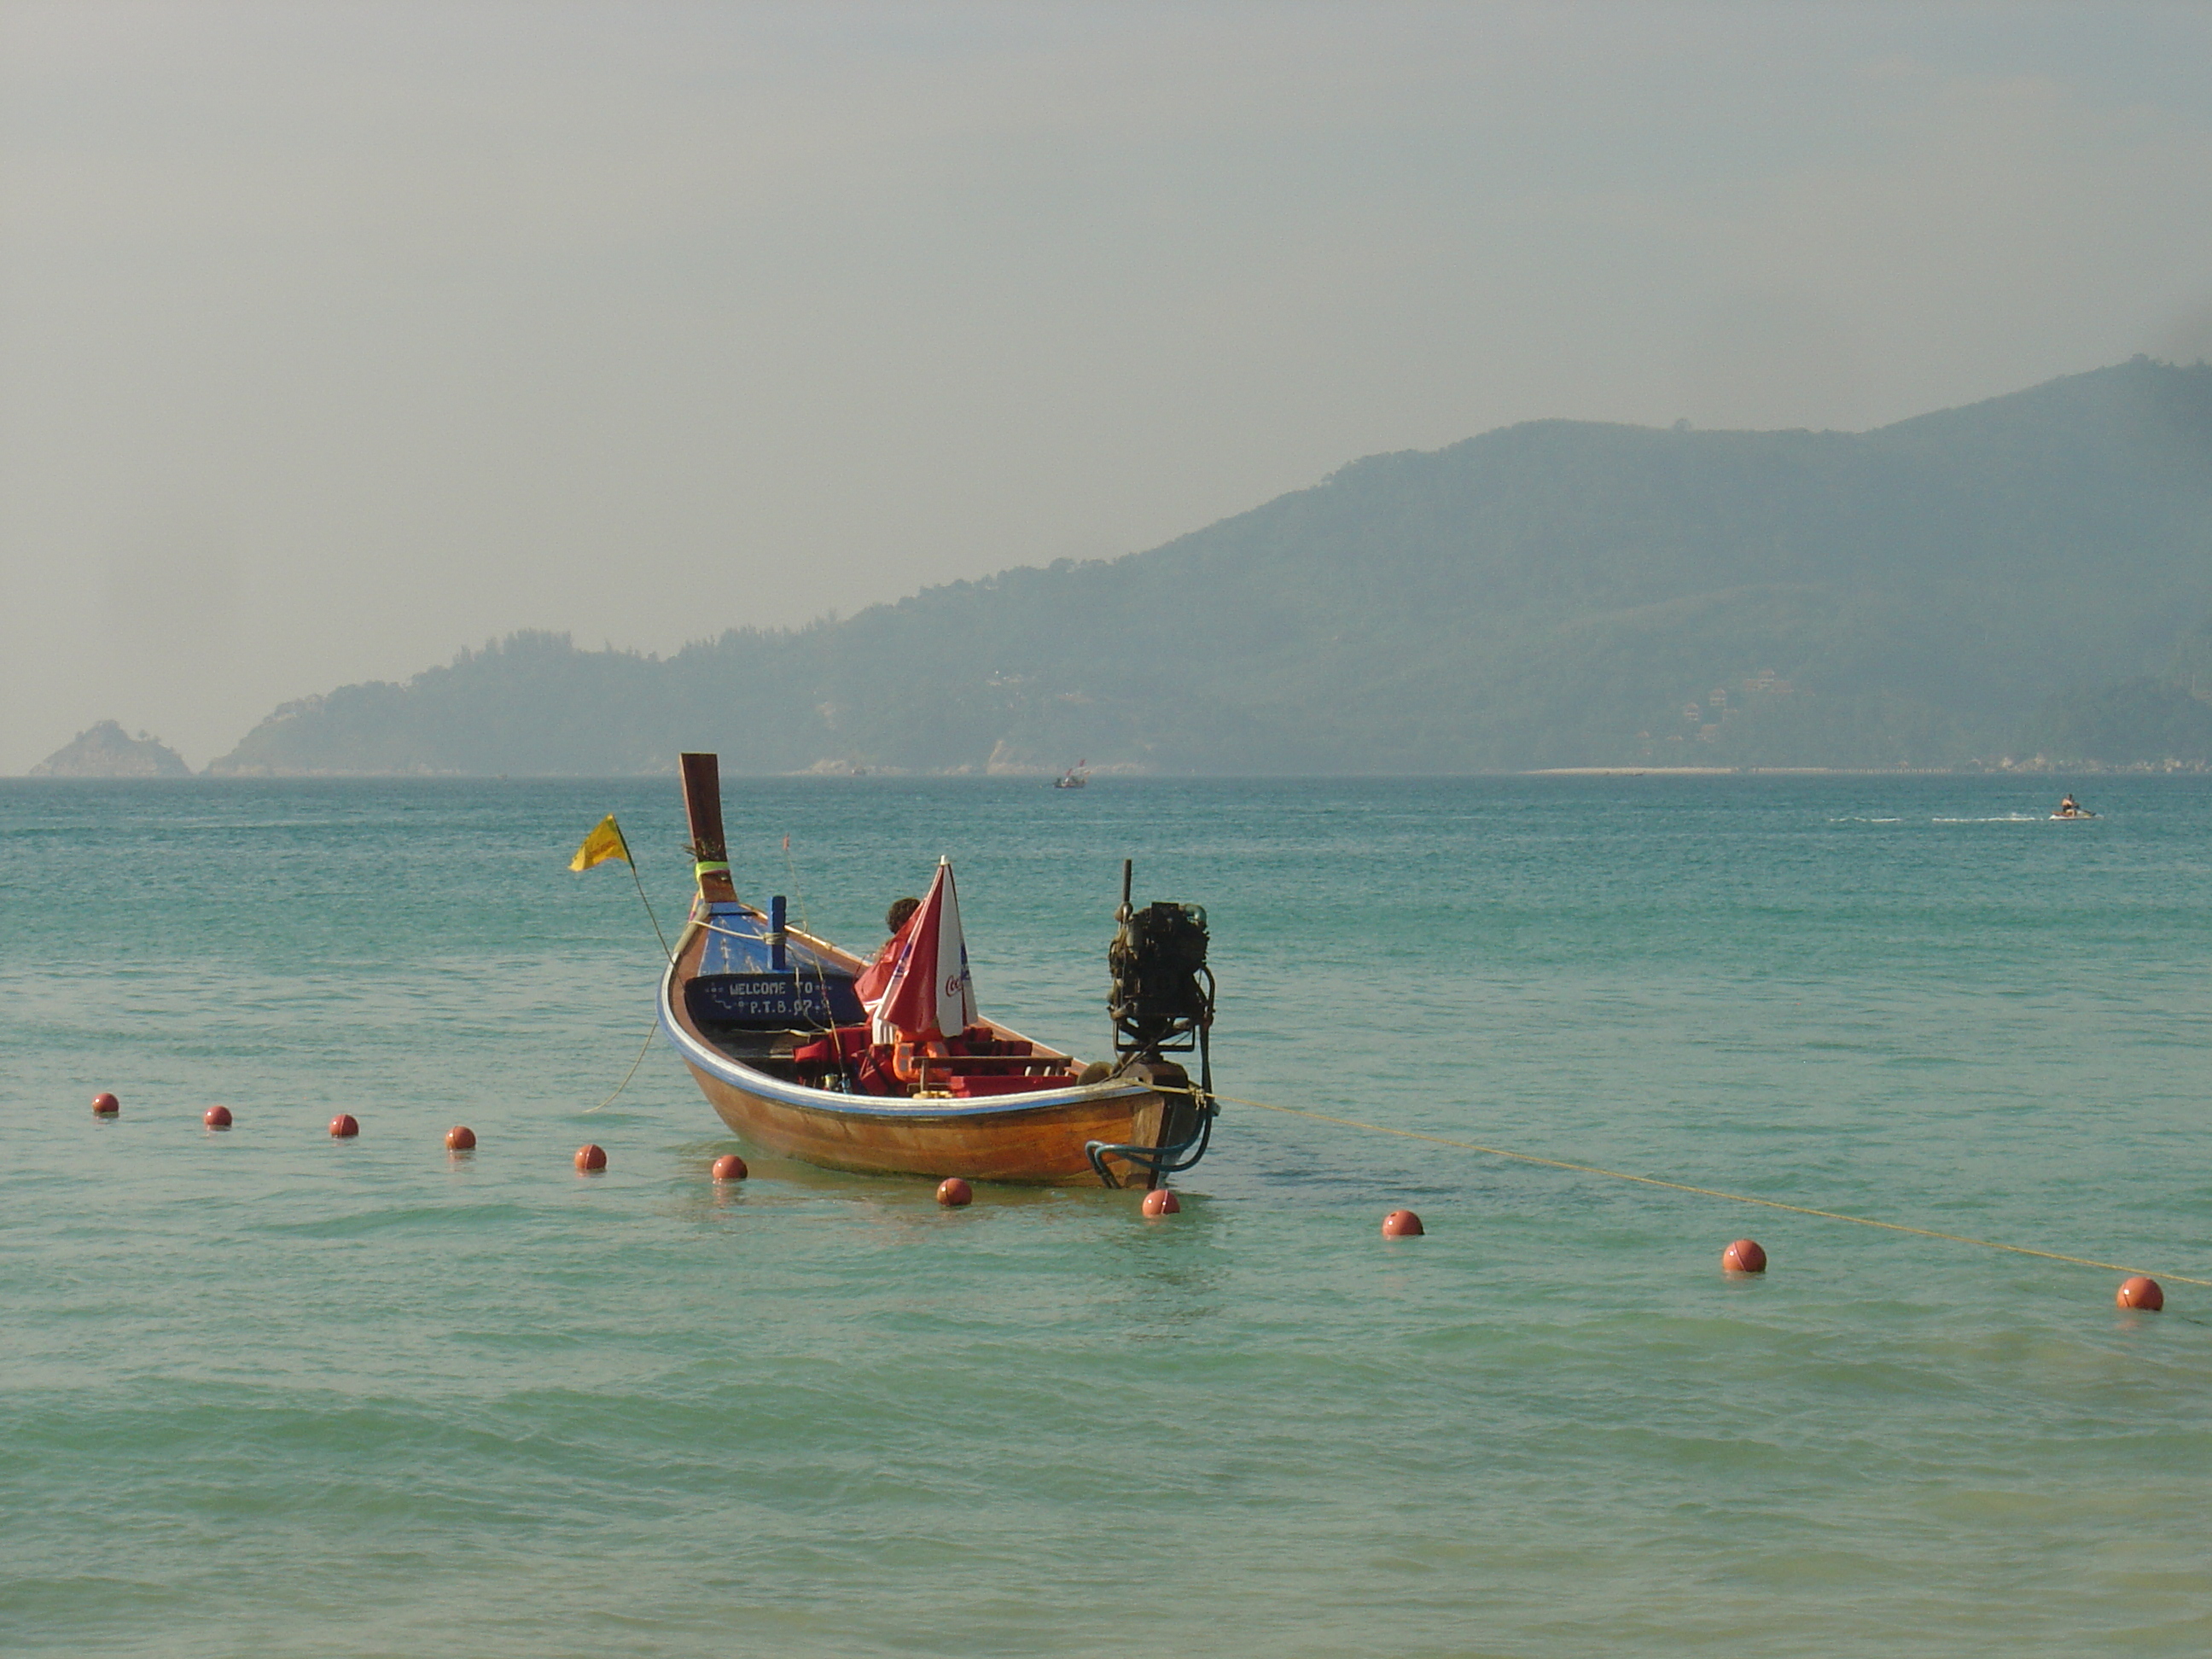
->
xmin=615 ymin=823 xmax=672 ymax=960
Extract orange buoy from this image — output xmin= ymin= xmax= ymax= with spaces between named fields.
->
xmin=575 ymin=1144 xmax=607 ymax=1173
xmin=2116 ymin=1275 xmax=2164 ymax=1312
xmin=1382 ymin=1208 xmax=1423 ymax=1237
xmin=445 ymin=1126 xmax=476 ymax=1152
xmin=203 ymin=1105 xmax=233 ymax=1130
xmin=329 ymin=1113 xmax=359 ymax=1138
xmin=1722 ymin=1238 xmax=1767 ymax=1274
xmin=711 ymin=1153 xmax=748 ymax=1181
xmin=1142 ymin=1188 xmax=1180 ymax=1217
xmin=935 ymin=1177 xmax=972 ymax=1208
xmin=91 ymin=1091 xmax=119 ymax=1116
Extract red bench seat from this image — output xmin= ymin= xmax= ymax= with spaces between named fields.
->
xmin=942 ymin=1073 xmax=1080 ymax=1097
xmin=915 ymin=1053 xmax=1063 ymax=1074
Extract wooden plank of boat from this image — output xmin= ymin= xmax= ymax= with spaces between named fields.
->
xmin=660 ymin=753 xmax=1199 ymax=1190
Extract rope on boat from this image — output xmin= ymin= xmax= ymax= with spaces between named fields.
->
xmin=1179 ymin=1086 xmax=2212 ymax=1289
xmin=585 ymin=1021 xmax=661 ymax=1115
xmin=779 ymin=835 xmax=859 ymax=1090
xmin=691 ymin=913 xmax=854 ymax=966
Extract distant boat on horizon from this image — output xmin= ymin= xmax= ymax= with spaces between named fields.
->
xmin=1053 ymin=759 xmax=1089 ymax=789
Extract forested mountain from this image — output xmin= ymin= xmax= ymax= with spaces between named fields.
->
xmin=209 ymin=358 xmax=2212 ymax=776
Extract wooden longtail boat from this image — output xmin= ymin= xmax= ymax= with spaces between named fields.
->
xmin=657 ymin=754 xmax=1215 ymax=1189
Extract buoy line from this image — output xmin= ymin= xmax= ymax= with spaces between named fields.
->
xmin=1186 ymin=1087 xmax=2212 ymax=1289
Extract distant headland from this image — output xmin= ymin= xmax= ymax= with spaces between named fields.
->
xmin=31 ymin=721 xmax=193 ymax=778
xmin=44 ymin=358 xmax=2212 ymax=779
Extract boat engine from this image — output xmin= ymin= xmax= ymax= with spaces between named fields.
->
xmin=1090 ymin=859 xmax=1217 ymax=1184
xmin=1109 ymin=897 xmax=1214 ymax=1055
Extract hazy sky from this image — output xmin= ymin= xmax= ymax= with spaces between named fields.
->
xmin=4 ymin=1 xmax=2210 ymax=771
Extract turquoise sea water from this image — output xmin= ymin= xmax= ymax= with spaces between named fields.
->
xmin=3 ymin=775 xmax=2209 ymax=1656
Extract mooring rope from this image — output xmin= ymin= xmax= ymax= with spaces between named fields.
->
xmin=585 ymin=1021 xmax=661 ymax=1115
xmin=1191 ymin=1087 xmax=2212 ymax=1287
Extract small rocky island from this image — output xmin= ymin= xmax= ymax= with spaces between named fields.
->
xmin=30 ymin=720 xmax=193 ymax=777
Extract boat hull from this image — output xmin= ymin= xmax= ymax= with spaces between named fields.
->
xmin=659 ymin=911 xmax=1191 ymax=1188
xmin=680 ymin=1057 xmax=1177 ymax=1187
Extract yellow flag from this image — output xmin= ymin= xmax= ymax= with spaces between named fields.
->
xmin=569 ymin=815 xmax=632 ymax=872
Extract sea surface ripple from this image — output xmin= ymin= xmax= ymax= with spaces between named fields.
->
xmin=3 ymin=775 xmax=2209 ymax=1656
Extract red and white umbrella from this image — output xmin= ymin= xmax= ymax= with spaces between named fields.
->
xmin=867 ymin=858 xmax=978 ymax=1045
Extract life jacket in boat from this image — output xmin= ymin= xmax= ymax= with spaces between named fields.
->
xmin=889 ymin=1034 xmax=952 ymax=1087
